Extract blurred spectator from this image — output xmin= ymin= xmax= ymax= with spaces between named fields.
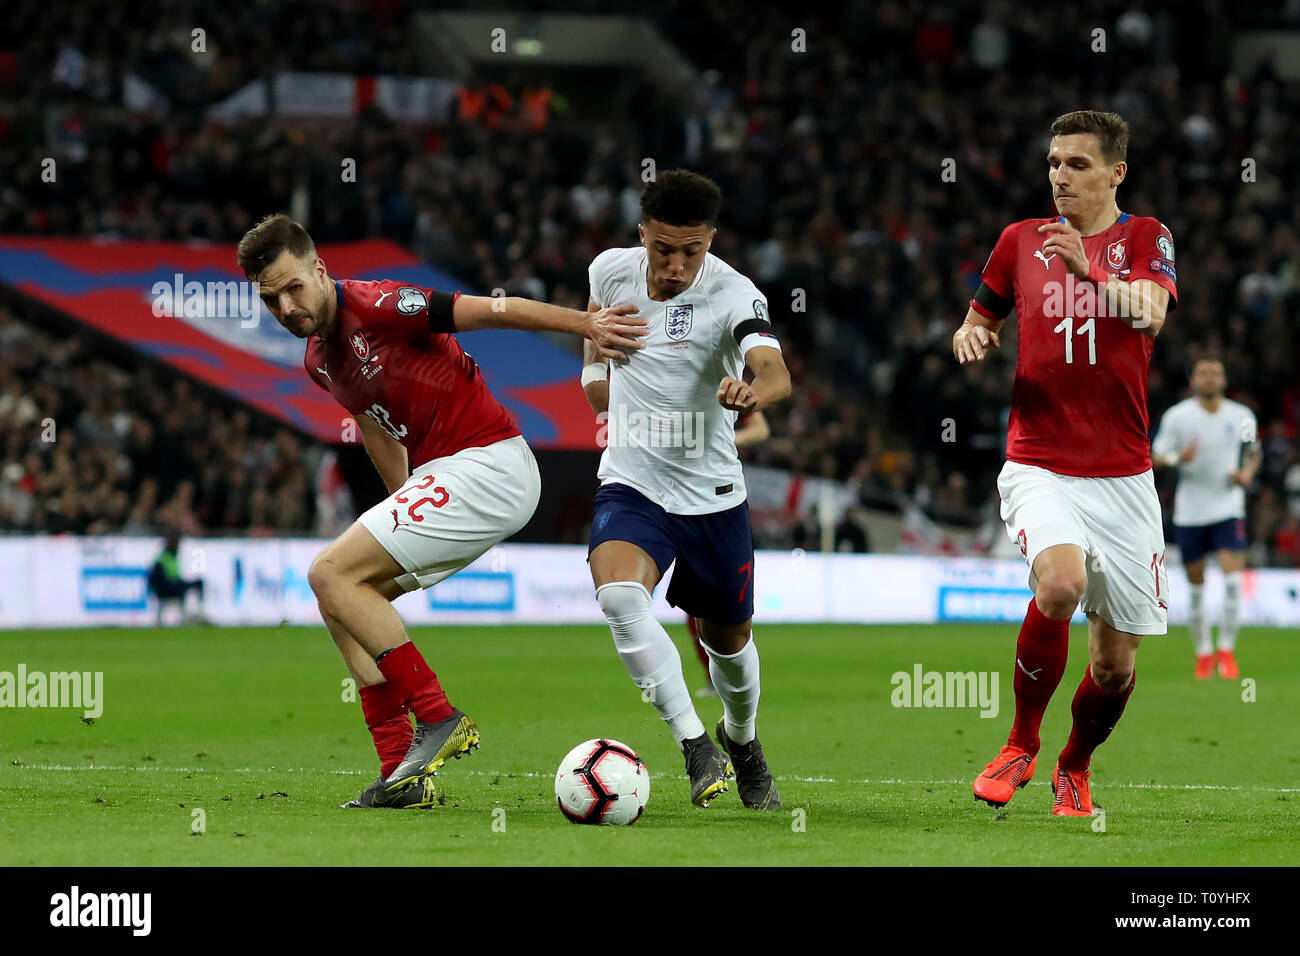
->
xmin=147 ymin=528 xmax=208 ymax=624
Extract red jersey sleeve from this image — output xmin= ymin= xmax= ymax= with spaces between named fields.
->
xmin=304 ymin=354 xmax=330 ymax=392
xmin=1125 ymin=219 xmax=1178 ymax=309
xmin=344 ymin=279 xmax=461 ymax=336
xmin=970 ymin=222 xmax=1020 ymax=320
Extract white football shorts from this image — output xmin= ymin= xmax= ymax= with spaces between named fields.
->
xmin=997 ymin=460 xmax=1169 ymax=636
xmin=358 ymin=435 xmax=540 ymax=592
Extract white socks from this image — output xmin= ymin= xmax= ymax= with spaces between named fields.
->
xmin=1188 ymin=583 xmax=1211 ymax=656
xmin=1220 ymin=572 xmax=1242 ymax=652
xmin=596 ymin=582 xmax=704 ymax=744
xmin=703 ymin=638 xmax=761 ymax=745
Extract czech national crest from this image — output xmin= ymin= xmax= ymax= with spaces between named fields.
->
xmin=350 ymin=330 xmax=370 ymax=360
xmin=1107 ymin=238 xmax=1128 ymax=270
xmin=350 ymin=330 xmax=379 ymax=364
xmin=665 ymin=304 xmax=692 ymax=341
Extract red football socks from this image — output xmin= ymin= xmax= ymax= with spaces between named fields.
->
xmin=375 ymin=641 xmax=454 ymax=724
xmin=1006 ymin=597 xmax=1071 ymax=755
xmin=358 ymin=681 xmax=412 ymax=778
xmin=1058 ymin=665 xmax=1135 ymax=772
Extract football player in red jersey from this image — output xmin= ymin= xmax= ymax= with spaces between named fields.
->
xmin=953 ymin=111 xmax=1178 ymax=816
xmin=237 ymin=214 xmax=646 ymax=808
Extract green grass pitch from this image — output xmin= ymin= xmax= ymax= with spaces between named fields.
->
xmin=2 ymin=622 xmax=1296 ymax=865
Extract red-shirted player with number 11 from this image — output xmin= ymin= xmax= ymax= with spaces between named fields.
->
xmin=237 ymin=214 xmax=646 ymax=809
xmin=953 ymin=111 xmax=1178 ymax=816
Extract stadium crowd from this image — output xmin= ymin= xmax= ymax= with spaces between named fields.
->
xmin=2 ymin=0 xmax=1299 ymax=563
xmin=0 ymin=302 xmax=324 ymax=536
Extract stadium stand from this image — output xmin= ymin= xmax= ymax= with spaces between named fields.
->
xmin=2 ymin=0 xmax=1297 ymax=562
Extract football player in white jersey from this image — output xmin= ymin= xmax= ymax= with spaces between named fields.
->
xmin=580 ymin=170 xmax=791 ymax=809
xmin=1152 ymin=358 xmax=1261 ymax=678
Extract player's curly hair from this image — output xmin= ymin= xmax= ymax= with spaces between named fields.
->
xmin=237 ymin=213 xmax=317 ymax=280
xmin=640 ymin=169 xmax=723 ymax=227
xmin=1050 ymin=110 xmax=1129 ymax=165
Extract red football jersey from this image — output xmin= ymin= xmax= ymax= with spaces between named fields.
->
xmin=971 ymin=212 xmax=1178 ymax=477
xmin=304 ymin=279 xmax=520 ymax=468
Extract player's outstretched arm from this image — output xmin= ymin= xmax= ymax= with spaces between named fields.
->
xmin=355 ymin=412 xmax=410 ymax=494
xmin=580 ymin=333 xmax=610 ymax=415
xmin=953 ymin=306 xmax=1004 ymax=365
xmin=719 ymin=346 xmax=791 ymax=414
xmin=452 ymin=294 xmax=647 ymax=361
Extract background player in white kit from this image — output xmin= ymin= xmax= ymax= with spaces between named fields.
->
xmin=580 ymin=170 xmax=792 ymax=809
xmin=1153 ymin=358 xmax=1261 ymax=679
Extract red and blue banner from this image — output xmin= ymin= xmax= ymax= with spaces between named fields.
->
xmin=0 ymin=237 xmax=596 ymax=449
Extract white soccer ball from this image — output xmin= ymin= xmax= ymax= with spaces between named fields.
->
xmin=554 ymin=738 xmax=650 ymax=825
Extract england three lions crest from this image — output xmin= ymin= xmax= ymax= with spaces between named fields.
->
xmin=665 ymin=304 xmax=692 ymax=341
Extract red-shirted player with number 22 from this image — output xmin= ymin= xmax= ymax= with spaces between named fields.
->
xmin=237 ymin=214 xmax=646 ymax=809
xmin=953 ymin=111 xmax=1178 ymax=816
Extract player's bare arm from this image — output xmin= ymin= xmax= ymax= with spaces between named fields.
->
xmin=580 ymin=298 xmax=611 ymax=415
xmin=452 ymin=294 xmax=647 ymax=361
xmin=719 ymin=346 xmax=790 ymax=413
xmin=355 ymin=412 xmax=410 ymax=494
xmin=734 ymin=410 xmax=770 ymax=448
xmin=1154 ymin=437 xmax=1198 ymax=468
xmin=1038 ymin=220 xmax=1170 ymax=337
xmin=953 ymin=306 xmax=1004 ymax=365
xmin=1232 ymin=443 xmax=1263 ymax=487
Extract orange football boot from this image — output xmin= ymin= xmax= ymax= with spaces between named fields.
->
xmin=1051 ymin=764 xmax=1093 ymax=816
xmin=1195 ymin=654 xmax=1215 ymax=680
xmin=1216 ymin=649 xmax=1239 ymax=679
xmin=973 ymin=745 xmax=1037 ymax=807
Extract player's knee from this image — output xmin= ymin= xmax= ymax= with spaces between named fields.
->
xmin=1035 ymin=568 xmax=1086 ymax=618
xmin=596 ymin=581 xmax=652 ymax=630
xmin=1090 ymin=660 xmax=1134 ymax=694
xmin=308 ymin=555 xmax=345 ymax=607
xmin=699 ymin=620 xmax=751 ymax=655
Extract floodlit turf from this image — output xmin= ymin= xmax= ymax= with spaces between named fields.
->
xmin=1 ymin=622 xmax=1296 ymax=866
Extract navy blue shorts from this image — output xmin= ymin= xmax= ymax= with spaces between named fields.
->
xmin=1176 ymin=517 xmax=1246 ymax=564
xmin=588 ymin=483 xmax=755 ymax=625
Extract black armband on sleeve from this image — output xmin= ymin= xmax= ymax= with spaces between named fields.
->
xmin=973 ymin=282 xmax=1013 ymax=319
xmin=427 ymin=290 xmax=457 ymax=334
xmin=733 ymin=318 xmax=777 ymax=345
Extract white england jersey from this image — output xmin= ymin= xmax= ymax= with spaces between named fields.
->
xmin=589 ymin=246 xmax=781 ymax=515
xmin=1152 ymin=397 xmax=1257 ymax=526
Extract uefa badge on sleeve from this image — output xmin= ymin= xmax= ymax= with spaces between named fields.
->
xmin=666 ymin=304 xmax=692 ymax=341
xmin=396 ymin=287 xmax=428 ymax=315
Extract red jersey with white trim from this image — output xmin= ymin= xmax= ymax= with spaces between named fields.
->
xmin=972 ymin=212 xmax=1178 ymax=477
xmin=304 ymin=279 xmax=519 ymax=467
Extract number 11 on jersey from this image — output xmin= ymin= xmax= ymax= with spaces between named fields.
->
xmin=1053 ymin=316 xmax=1097 ymax=365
